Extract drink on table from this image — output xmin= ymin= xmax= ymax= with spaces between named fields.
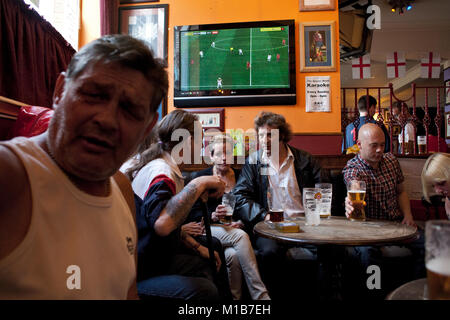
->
xmin=417 ymin=136 xmax=427 ymax=154
xmin=267 ymin=186 xmax=286 ymax=223
xmin=425 ymin=221 xmax=450 ymax=300
xmin=269 ymin=209 xmax=284 ymax=222
xmin=303 ymin=188 xmax=321 ymax=226
xmin=347 ymin=180 xmax=366 ymax=221
xmin=315 ymin=183 xmax=332 ymax=218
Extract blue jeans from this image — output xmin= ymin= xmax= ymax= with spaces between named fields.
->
xmin=137 ymin=253 xmax=220 ymax=301
xmin=137 ymin=275 xmax=219 ymax=301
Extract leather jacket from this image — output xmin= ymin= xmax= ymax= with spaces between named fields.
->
xmin=233 ymin=145 xmax=323 ymax=232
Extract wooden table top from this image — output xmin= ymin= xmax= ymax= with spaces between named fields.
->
xmin=254 ymin=216 xmax=418 ymax=246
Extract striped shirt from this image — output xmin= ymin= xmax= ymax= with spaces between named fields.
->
xmin=343 ymin=153 xmax=404 ymax=221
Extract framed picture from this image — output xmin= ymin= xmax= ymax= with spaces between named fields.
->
xmin=446 ymin=112 xmax=450 ymax=139
xmin=299 ymin=0 xmax=335 ymax=11
xmin=393 ymin=125 xmax=401 ymax=136
xmin=299 ymin=21 xmax=336 ymax=72
xmin=445 ymin=80 xmax=450 ymax=105
xmin=118 ymin=4 xmax=168 ymax=64
xmin=186 ymin=108 xmax=225 ymax=131
xmin=120 ymin=0 xmax=159 ymax=4
xmin=156 ymin=97 xmax=167 ymax=122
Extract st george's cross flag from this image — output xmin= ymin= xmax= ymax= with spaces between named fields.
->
xmin=420 ymin=52 xmax=441 ymax=78
xmin=386 ymin=52 xmax=406 ymax=78
xmin=352 ymin=54 xmax=371 ymax=79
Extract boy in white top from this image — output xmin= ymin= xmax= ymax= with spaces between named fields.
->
xmin=0 ymin=35 xmax=167 ymax=299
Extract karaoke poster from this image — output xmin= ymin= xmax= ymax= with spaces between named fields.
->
xmin=305 ymin=76 xmax=331 ymax=112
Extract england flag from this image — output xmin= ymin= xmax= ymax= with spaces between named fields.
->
xmin=420 ymin=52 xmax=441 ymax=79
xmin=386 ymin=52 xmax=406 ymax=78
xmin=352 ymin=54 xmax=371 ymax=79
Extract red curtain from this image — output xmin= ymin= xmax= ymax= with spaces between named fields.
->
xmin=0 ymin=0 xmax=75 ymax=109
xmin=100 ymin=0 xmax=119 ymax=36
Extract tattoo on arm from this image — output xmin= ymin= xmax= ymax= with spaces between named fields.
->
xmin=165 ymin=183 xmax=199 ymax=227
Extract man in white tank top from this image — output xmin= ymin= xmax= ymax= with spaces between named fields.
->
xmin=0 ymin=35 xmax=168 ymax=299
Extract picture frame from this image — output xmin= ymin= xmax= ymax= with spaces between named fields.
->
xmin=299 ymin=0 xmax=335 ymax=11
xmin=445 ymin=80 xmax=450 ymax=105
xmin=299 ymin=21 xmax=336 ymax=72
xmin=445 ymin=112 xmax=450 ymax=139
xmin=185 ymin=108 xmax=225 ymax=132
xmin=118 ymin=4 xmax=168 ymax=65
xmin=120 ymin=0 xmax=159 ymax=4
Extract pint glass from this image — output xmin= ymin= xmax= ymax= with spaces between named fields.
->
xmin=221 ymin=193 xmax=235 ymax=225
xmin=346 ymin=180 xmax=366 ymax=221
xmin=303 ymin=188 xmax=321 ymax=226
xmin=267 ymin=186 xmax=285 ymax=222
xmin=425 ymin=220 xmax=450 ymax=300
xmin=315 ymin=183 xmax=332 ymax=218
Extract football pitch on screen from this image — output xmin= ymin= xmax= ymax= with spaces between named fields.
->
xmin=181 ymin=27 xmax=290 ymax=90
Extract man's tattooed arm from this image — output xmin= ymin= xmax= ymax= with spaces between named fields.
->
xmin=164 ymin=182 xmax=201 ymax=228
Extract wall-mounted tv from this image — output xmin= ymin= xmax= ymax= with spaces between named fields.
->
xmin=174 ymin=20 xmax=296 ymax=108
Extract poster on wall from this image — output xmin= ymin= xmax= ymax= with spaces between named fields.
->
xmin=305 ymin=76 xmax=331 ymax=112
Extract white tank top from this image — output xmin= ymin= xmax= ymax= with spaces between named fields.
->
xmin=0 ymin=137 xmax=136 ymax=299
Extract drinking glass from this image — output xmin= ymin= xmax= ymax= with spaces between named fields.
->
xmin=267 ymin=186 xmax=285 ymax=222
xmin=315 ymin=183 xmax=332 ymax=218
xmin=221 ymin=192 xmax=236 ymax=225
xmin=346 ymin=180 xmax=366 ymax=221
xmin=302 ymin=188 xmax=321 ymax=226
xmin=425 ymin=220 xmax=450 ymax=300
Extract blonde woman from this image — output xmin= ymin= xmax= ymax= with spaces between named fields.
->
xmin=421 ymin=152 xmax=450 ymax=218
xmin=185 ymin=134 xmax=270 ymax=300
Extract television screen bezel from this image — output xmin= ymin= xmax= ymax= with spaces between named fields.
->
xmin=173 ymin=19 xmax=296 ymax=108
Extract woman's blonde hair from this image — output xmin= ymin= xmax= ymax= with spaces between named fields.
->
xmin=209 ymin=133 xmax=235 ymax=157
xmin=421 ymin=152 xmax=450 ymax=202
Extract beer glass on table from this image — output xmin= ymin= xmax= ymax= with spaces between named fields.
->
xmin=417 ymin=136 xmax=427 ymax=155
xmin=347 ymin=180 xmax=366 ymax=221
xmin=315 ymin=183 xmax=332 ymax=218
xmin=220 ymin=193 xmax=235 ymax=226
xmin=302 ymin=188 xmax=321 ymax=226
xmin=267 ymin=186 xmax=285 ymax=222
xmin=425 ymin=220 xmax=450 ymax=300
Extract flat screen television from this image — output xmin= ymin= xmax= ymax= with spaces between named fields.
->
xmin=173 ymin=20 xmax=296 ymax=107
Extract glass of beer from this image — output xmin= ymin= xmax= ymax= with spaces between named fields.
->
xmin=425 ymin=220 xmax=450 ymax=300
xmin=302 ymin=188 xmax=321 ymax=226
xmin=267 ymin=186 xmax=285 ymax=222
xmin=417 ymin=136 xmax=427 ymax=154
xmin=346 ymin=180 xmax=366 ymax=221
xmin=220 ymin=192 xmax=235 ymax=225
xmin=315 ymin=183 xmax=332 ymax=218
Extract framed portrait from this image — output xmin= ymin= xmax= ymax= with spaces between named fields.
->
xmin=299 ymin=0 xmax=335 ymax=11
xmin=186 ymin=108 xmax=225 ymax=132
xmin=446 ymin=112 xmax=450 ymax=139
xmin=445 ymin=80 xmax=450 ymax=105
xmin=299 ymin=21 xmax=336 ymax=72
xmin=120 ymin=0 xmax=159 ymax=4
xmin=156 ymin=97 xmax=167 ymax=122
xmin=118 ymin=4 xmax=168 ymax=64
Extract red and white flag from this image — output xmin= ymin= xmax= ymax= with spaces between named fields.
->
xmin=386 ymin=52 xmax=406 ymax=78
xmin=352 ymin=54 xmax=371 ymax=79
xmin=420 ymin=52 xmax=441 ymax=78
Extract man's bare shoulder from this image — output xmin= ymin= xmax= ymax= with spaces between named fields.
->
xmin=0 ymin=144 xmax=32 ymax=259
xmin=0 ymin=144 xmax=30 ymax=202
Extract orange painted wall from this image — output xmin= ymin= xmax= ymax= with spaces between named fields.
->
xmin=79 ymin=0 xmax=341 ymax=134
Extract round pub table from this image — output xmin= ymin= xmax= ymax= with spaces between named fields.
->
xmin=254 ymin=216 xmax=419 ymax=300
xmin=386 ymin=278 xmax=427 ymax=300
xmin=254 ymin=216 xmax=418 ymax=246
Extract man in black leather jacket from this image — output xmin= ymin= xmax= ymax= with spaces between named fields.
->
xmin=233 ymin=111 xmax=323 ymax=298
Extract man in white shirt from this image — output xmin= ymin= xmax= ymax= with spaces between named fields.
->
xmin=234 ymin=111 xmax=323 ymax=298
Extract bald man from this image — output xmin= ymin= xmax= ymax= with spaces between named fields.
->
xmin=341 ymin=123 xmax=424 ymax=299
xmin=343 ymin=123 xmax=415 ymax=225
